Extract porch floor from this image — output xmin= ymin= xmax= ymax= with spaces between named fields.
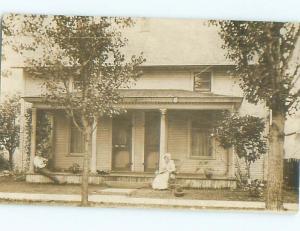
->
xmin=26 ymin=172 xmax=237 ymax=189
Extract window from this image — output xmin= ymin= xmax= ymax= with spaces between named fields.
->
xmin=70 ymin=122 xmax=84 ymax=154
xmin=194 ymin=72 xmax=211 ymax=91
xmin=190 ymin=118 xmax=213 ymax=158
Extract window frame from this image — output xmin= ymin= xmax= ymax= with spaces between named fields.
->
xmin=188 ymin=116 xmax=216 ymax=160
xmin=193 ymin=71 xmax=212 ymax=92
xmin=68 ymin=119 xmax=85 ymax=156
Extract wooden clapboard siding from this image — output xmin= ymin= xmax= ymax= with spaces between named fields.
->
xmin=51 ymin=109 xmax=264 ymax=179
xmin=250 ymin=158 xmax=265 ymax=179
xmin=23 ymin=72 xmax=44 ymax=96
xmin=236 ymin=156 xmax=265 ymax=180
xmin=167 ymin=111 xmax=188 ymax=161
xmin=96 ymin=117 xmax=112 ymax=171
xmin=132 ymin=111 xmax=145 ymax=172
xmin=53 ymin=111 xmax=83 ymax=170
xmin=167 ymin=111 xmax=228 ymax=176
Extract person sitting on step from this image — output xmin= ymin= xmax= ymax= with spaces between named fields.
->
xmin=152 ymin=153 xmax=176 ymax=190
xmin=33 ymin=154 xmax=66 ymax=185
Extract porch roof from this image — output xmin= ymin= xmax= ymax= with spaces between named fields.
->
xmin=23 ymin=89 xmax=243 ymax=110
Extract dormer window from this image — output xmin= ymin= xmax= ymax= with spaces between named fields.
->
xmin=194 ymin=72 xmax=211 ymax=92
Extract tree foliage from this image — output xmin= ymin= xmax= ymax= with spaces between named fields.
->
xmin=212 ymin=20 xmax=300 ymax=115
xmin=216 ymin=113 xmax=267 ymax=177
xmin=211 ymin=20 xmax=300 ymax=210
xmin=3 ymin=14 xmax=144 ymax=127
xmin=0 ymin=94 xmax=20 ymax=169
xmin=36 ymin=112 xmax=52 ymax=160
xmin=2 ymin=14 xmax=145 ymax=205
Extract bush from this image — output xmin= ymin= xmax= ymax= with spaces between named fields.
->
xmin=216 ymin=112 xmax=267 ymax=178
xmin=0 ymin=154 xmax=10 ymax=171
xmin=69 ymin=163 xmax=80 ymax=174
xmin=244 ymin=179 xmax=265 ymax=198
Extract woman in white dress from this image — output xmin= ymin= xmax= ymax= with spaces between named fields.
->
xmin=152 ymin=153 xmax=176 ymax=190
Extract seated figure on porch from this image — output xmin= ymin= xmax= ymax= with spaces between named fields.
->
xmin=152 ymin=153 xmax=176 ymax=190
xmin=33 ymin=154 xmax=65 ymax=184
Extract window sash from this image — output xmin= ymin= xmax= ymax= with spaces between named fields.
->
xmin=191 ymin=129 xmax=212 ymax=157
xmin=70 ymin=123 xmax=84 ymax=154
xmin=194 ymin=72 xmax=211 ymax=91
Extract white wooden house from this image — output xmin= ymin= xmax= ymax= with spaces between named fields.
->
xmin=3 ymin=18 xmax=272 ymax=188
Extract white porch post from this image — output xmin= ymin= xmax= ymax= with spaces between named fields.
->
xmin=227 ymin=147 xmax=235 ymax=178
xmin=48 ymin=112 xmax=54 ymax=160
xmin=228 ymin=106 xmax=237 ymax=178
xmin=29 ymin=107 xmax=37 ymax=173
xmin=159 ymin=109 xmax=167 ymax=170
xmin=90 ymin=120 xmax=97 ymax=174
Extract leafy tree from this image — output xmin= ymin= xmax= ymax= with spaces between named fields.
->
xmin=212 ymin=20 xmax=300 ymax=210
xmin=216 ymin=113 xmax=267 ymax=180
xmin=3 ymin=14 xmax=144 ymax=206
xmin=0 ymin=94 xmax=20 ymax=169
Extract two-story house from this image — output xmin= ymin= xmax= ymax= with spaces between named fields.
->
xmin=5 ymin=18 xmax=269 ymax=188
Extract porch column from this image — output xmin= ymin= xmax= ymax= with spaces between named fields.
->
xmin=227 ymin=147 xmax=235 ymax=178
xmin=228 ymin=108 xmax=237 ymax=178
xmin=90 ymin=120 xmax=97 ymax=174
xmin=159 ymin=109 xmax=167 ymax=170
xmin=29 ymin=107 xmax=37 ymax=173
xmin=48 ymin=112 xmax=54 ymax=160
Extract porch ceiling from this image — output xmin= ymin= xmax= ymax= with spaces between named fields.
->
xmin=23 ymin=89 xmax=243 ymax=110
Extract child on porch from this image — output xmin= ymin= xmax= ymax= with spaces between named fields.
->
xmin=34 ymin=154 xmax=65 ymax=184
xmin=152 ymin=153 xmax=176 ymax=190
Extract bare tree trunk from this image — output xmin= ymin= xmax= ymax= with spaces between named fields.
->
xmin=81 ymin=129 xmax=91 ymax=206
xmin=9 ymin=151 xmax=13 ymax=170
xmin=266 ymin=112 xmax=285 ymax=210
xmin=245 ymin=160 xmax=251 ymax=180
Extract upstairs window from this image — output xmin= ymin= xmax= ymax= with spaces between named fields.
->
xmin=194 ymin=72 xmax=211 ymax=92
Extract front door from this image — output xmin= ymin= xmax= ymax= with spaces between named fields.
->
xmin=112 ymin=115 xmax=132 ymax=171
xmin=144 ymin=112 xmax=160 ymax=172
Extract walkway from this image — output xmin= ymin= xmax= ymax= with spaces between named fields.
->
xmin=0 ymin=192 xmax=298 ymax=211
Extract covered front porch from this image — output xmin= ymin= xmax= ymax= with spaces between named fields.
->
xmin=26 ymin=171 xmax=237 ymax=189
xmin=24 ymin=90 xmax=242 ymax=188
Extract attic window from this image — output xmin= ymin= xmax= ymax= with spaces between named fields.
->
xmin=194 ymin=72 xmax=211 ymax=92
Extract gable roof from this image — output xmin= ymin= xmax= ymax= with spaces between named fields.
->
xmin=123 ymin=18 xmax=232 ymax=66
xmin=3 ymin=17 xmax=232 ymax=68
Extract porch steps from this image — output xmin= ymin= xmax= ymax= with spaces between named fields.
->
xmin=26 ymin=173 xmax=237 ymax=189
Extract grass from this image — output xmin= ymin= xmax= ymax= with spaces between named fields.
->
xmin=0 ymin=176 xmax=298 ymax=204
xmin=131 ymin=188 xmax=298 ymax=203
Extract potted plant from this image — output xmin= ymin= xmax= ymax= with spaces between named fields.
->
xmin=69 ymin=163 xmax=80 ymax=174
xmin=174 ymin=186 xmax=184 ymax=197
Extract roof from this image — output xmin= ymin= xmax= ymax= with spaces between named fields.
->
xmin=2 ymin=16 xmax=232 ymax=68
xmin=124 ymin=18 xmax=232 ymax=66
xmin=23 ymin=90 xmax=243 ymax=109
xmin=119 ymin=89 xmax=239 ymax=99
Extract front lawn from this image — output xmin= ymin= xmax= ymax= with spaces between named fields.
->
xmin=131 ymin=188 xmax=298 ymax=203
xmin=0 ymin=176 xmax=298 ymax=203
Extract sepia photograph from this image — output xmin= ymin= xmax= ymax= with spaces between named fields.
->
xmin=0 ymin=13 xmax=299 ymax=213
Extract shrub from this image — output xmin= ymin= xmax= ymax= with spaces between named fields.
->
xmin=0 ymin=154 xmax=10 ymax=171
xmin=69 ymin=163 xmax=80 ymax=174
xmin=216 ymin=112 xmax=267 ymax=178
xmin=244 ymin=179 xmax=265 ymax=198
